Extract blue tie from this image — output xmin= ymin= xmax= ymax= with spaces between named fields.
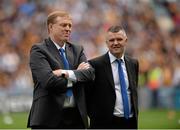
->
xmin=59 ymin=48 xmax=73 ymax=97
xmin=117 ymin=59 xmax=130 ymax=119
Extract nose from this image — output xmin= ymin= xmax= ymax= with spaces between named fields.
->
xmin=65 ymin=25 xmax=71 ymax=31
xmin=114 ymin=40 xmax=118 ymax=44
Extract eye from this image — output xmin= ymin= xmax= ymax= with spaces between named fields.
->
xmin=117 ymin=38 xmax=123 ymax=42
xmin=60 ymin=23 xmax=72 ymax=28
xmin=60 ymin=23 xmax=67 ymax=27
xmin=109 ymin=39 xmax=115 ymax=42
xmin=68 ymin=24 xmax=72 ymax=28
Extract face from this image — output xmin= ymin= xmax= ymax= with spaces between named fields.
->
xmin=49 ymin=16 xmax=72 ymax=44
xmin=106 ymin=30 xmax=127 ymax=58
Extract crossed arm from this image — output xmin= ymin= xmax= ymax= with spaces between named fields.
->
xmin=53 ymin=62 xmax=90 ymax=78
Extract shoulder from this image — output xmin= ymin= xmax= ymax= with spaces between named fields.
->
xmin=32 ymin=37 xmax=57 ymax=51
xmin=30 ymin=40 xmax=48 ymax=54
xmin=125 ymin=55 xmax=139 ymax=71
xmin=31 ymin=42 xmax=44 ymax=51
xmin=125 ymin=55 xmax=138 ymax=64
xmin=67 ymin=42 xmax=83 ymax=51
xmin=89 ymin=54 xmax=106 ymax=62
xmin=88 ymin=53 xmax=108 ymax=66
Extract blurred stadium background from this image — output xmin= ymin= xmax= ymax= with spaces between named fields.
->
xmin=0 ymin=0 xmax=180 ymax=129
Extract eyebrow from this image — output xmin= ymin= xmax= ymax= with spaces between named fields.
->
xmin=108 ymin=37 xmax=123 ymax=41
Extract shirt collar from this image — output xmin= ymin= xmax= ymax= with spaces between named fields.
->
xmin=51 ymin=39 xmax=66 ymax=50
xmin=108 ymin=51 xmax=125 ymax=64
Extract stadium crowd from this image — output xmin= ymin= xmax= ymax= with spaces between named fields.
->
xmin=0 ymin=0 xmax=180 ymax=109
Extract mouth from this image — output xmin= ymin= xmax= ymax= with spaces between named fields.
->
xmin=64 ymin=34 xmax=70 ymax=38
xmin=113 ymin=47 xmax=121 ymax=49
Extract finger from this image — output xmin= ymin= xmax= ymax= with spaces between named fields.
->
xmin=78 ymin=62 xmax=85 ymax=68
xmin=81 ymin=65 xmax=90 ymax=69
xmin=79 ymin=62 xmax=85 ymax=66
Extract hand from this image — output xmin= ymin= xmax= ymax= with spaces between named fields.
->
xmin=53 ymin=69 xmax=69 ymax=78
xmin=77 ymin=62 xmax=90 ymax=70
xmin=53 ymin=69 xmax=62 ymax=77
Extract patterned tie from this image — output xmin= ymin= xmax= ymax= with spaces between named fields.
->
xmin=59 ymin=48 xmax=73 ymax=97
xmin=117 ymin=59 xmax=130 ymax=119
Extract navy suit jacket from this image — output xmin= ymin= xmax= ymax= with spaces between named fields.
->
xmin=27 ymin=38 xmax=94 ymax=128
xmin=86 ymin=53 xmax=139 ymax=128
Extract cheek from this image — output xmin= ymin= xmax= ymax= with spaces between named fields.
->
xmin=123 ymin=42 xmax=127 ymax=47
xmin=109 ymin=46 xmax=115 ymax=52
xmin=107 ymin=45 xmax=112 ymax=51
xmin=55 ymin=29 xmax=64 ymax=36
xmin=107 ymin=43 xmax=112 ymax=48
xmin=122 ymin=39 xmax=127 ymax=45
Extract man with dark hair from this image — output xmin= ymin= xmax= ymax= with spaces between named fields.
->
xmin=27 ymin=10 xmax=95 ymax=129
xmin=86 ymin=25 xmax=139 ymax=129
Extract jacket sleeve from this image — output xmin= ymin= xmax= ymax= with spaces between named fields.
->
xmin=73 ymin=45 xmax=95 ymax=82
xmin=30 ymin=45 xmax=68 ymax=93
xmin=135 ymin=59 xmax=139 ymax=88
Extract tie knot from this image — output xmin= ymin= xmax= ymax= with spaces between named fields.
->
xmin=116 ymin=59 xmax=123 ymax=63
xmin=59 ymin=48 xmax=65 ymax=53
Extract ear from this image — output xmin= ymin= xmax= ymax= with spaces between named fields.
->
xmin=106 ymin=40 xmax=109 ymax=45
xmin=48 ymin=23 xmax=53 ymax=31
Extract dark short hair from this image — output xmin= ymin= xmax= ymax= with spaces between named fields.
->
xmin=107 ymin=25 xmax=125 ymax=33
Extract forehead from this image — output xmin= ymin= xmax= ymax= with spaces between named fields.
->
xmin=55 ymin=16 xmax=72 ymax=24
xmin=107 ymin=30 xmax=126 ymax=39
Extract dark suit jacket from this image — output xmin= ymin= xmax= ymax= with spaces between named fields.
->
xmin=27 ymin=38 xmax=94 ymax=128
xmin=86 ymin=52 xmax=139 ymax=128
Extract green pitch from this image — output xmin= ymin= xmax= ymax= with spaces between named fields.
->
xmin=138 ymin=109 xmax=180 ymax=129
xmin=0 ymin=112 xmax=29 ymax=129
xmin=0 ymin=109 xmax=180 ymax=129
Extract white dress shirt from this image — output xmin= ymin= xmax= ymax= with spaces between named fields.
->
xmin=53 ymin=40 xmax=76 ymax=107
xmin=108 ymin=52 xmax=133 ymax=117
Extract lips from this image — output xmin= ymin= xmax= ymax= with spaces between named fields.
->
xmin=113 ymin=47 xmax=121 ymax=49
xmin=64 ymin=34 xmax=70 ymax=38
xmin=113 ymin=45 xmax=123 ymax=48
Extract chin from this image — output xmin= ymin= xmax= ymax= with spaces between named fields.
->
xmin=62 ymin=39 xmax=68 ymax=42
xmin=114 ymin=50 xmax=122 ymax=54
xmin=65 ymin=38 xmax=70 ymax=41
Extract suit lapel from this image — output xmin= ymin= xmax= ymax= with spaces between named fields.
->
xmin=45 ymin=38 xmax=64 ymax=68
xmin=65 ymin=43 xmax=74 ymax=69
xmin=124 ymin=56 xmax=134 ymax=91
xmin=103 ymin=53 xmax=115 ymax=90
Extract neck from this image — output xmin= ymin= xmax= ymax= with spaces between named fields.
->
xmin=115 ymin=53 xmax=123 ymax=59
xmin=49 ymin=35 xmax=64 ymax=47
xmin=112 ymin=50 xmax=124 ymax=59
